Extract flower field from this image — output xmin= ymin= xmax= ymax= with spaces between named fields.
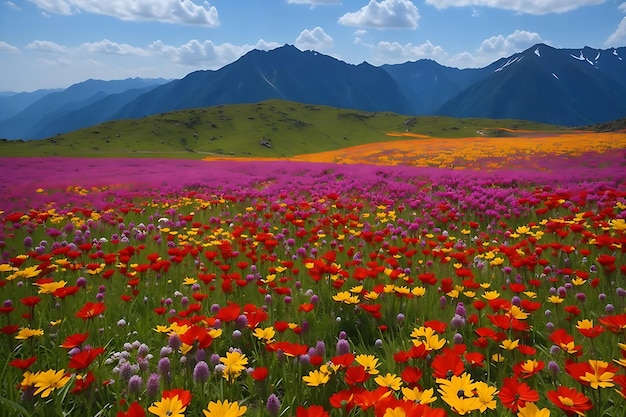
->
xmin=1 ymin=137 xmax=626 ymax=417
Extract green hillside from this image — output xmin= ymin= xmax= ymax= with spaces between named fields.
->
xmin=0 ymin=99 xmax=564 ymax=159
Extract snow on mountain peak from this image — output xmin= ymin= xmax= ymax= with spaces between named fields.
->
xmin=495 ymin=55 xmax=523 ymax=72
xmin=534 ymin=48 xmax=541 ymax=57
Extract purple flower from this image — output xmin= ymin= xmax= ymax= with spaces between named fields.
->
xmin=157 ymin=357 xmax=171 ymax=377
xmin=127 ymin=375 xmax=142 ymax=395
xmin=146 ymin=373 xmax=160 ymax=397
xmin=266 ymin=393 xmax=281 ymax=415
xmin=548 ymin=361 xmax=560 ymax=373
xmin=336 ymin=339 xmax=350 ymax=356
xmin=193 ymin=361 xmax=210 ymax=383
xmin=118 ymin=361 xmax=133 ymax=381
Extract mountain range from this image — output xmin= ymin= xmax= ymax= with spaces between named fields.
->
xmin=1 ymin=43 xmax=625 ymax=140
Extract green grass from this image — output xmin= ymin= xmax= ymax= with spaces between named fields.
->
xmin=0 ymin=99 xmax=564 ymax=159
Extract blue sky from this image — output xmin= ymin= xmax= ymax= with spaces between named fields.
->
xmin=1 ymin=0 xmax=625 ymax=92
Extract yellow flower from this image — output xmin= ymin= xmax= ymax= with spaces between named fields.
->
xmin=401 ymin=387 xmax=436 ymax=405
xmin=355 ymin=354 xmax=380 ymax=375
xmin=437 ymin=373 xmax=481 ymax=415
xmin=489 ymin=257 xmax=504 ymax=266
xmin=383 ymin=407 xmax=406 ymax=417
xmin=203 ymin=400 xmax=247 ymax=417
xmin=516 ymin=225 xmax=531 ymax=234
xmin=35 ymin=280 xmax=66 ymax=294
xmin=183 ymin=277 xmax=197 ymax=285
xmin=411 ymin=326 xmax=446 ymax=351
xmin=500 ymin=339 xmax=519 ymax=351
xmin=374 ymin=373 xmax=403 ymax=391
xmin=220 ymin=351 xmax=248 ymax=381
xmin=149 ymin=395 xmax=187 ymax=417
xmin=517 ymin=402 xmax=551 ymax=417
xmin=15 ymin=327 xmax=44 ymax=340
xmin=412 ymin=287 xmax=426 ymax=297
xmin=508 ymin=305 xmax=528 ymax=320
xmin=547 ymin=295 xmax=564 ymax=304
xmin=482 ymin=290 xmax=500 ymax=300
xmin=580 ymin=360 xmax=616 ymax=389
xmin=0 ymin=263 xmax=16 ymax=272
xmin=302 ymin=369 xmax=331 ymax=386
xmin=253 ymin=327 xmax=276 ymax=343
xmin=32 ymin=369 xmax=71 ymax=398
xmin=474 ymin=381 xmax=498 ymax=412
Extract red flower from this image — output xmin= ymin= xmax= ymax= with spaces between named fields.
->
xmin=72 ymin=371 xmax=96 ymax=394
xmin=116 ymin=401 xmax=146 ymax=417
xmin=76 ymin=301 xmax=106 ymax=320
xmin=179 ymin=325 xmax=213 ymax=349
xmin=296 ymin=405 xmax=329 ymax=417
xmin=498 ymin=377 xmax=539 ymax=412
xmin=68 ymin=347 xmax=105 ymax=371
xmin=250 ymin=367 xmax=269 ymax=381
xmin=512 ymin=359 xmax=544 ymax=379
xmin=214 ymin=302 xmax=240 ymax=322
xmin=547 ymin=386 xmax=593 ymax=416
xmin=53 ymin=285 xmax=80 ymax=299
xmin=599 ymin=313 xmax=626 ymax=333
xmin=431 ymin=348 xmax=464 ymax=378
xmin=60 ymin=332 xmax=89 ymax=349
xmin=345 ymin=365 xmax=370 ymax=385
xmin=549 ymin=329 xmax=582 ymax=355
xmin=20 ymin=296 xmax=41 ymax=307
xmin=9 ymin=356 xmax=37 ymax=370
xmin=162 ymin=388 xmax=191 ymax=407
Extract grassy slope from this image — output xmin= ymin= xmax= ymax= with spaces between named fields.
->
xmin=0 ymin=99 xmax=564 ymax=159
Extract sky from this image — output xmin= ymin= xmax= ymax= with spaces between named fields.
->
xmin=1 ymin=0 xmax=626 ymax=93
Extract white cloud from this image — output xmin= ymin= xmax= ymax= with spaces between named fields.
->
xmin=424 ymin=0 xmax=604 ymax=15
xmin=295 ymin=27 xmax=334 ymax=51
xmin=26 ymin=40 xmax=68 ymax=53
xmin=367 ymin=30 xmax=543 ymax=68
xmin=339 ymin=0 xmax=420 ymax=29
xmin=620 ymin=2 xmax=626 ymax=12
xmin=605 ymin=16 xmax=626 ymax=46
xmin=79 ymin=39 xmax=150 ymax=56
xmin=0 ymin=41 xmax=20 ymax=53
xmin=26 ymin=0 xmax=220 ymax=26
xmin=478 ymin=30 xmax=542 ymax=55
xmin=372 ymin=40 xmax=447 ymax=64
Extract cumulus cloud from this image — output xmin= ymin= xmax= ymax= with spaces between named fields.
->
xmin=295 ymin=27 xmax=334 ymax=51
xmin=0 ymin=41 xmax=19 ymax=53
xmin=26 ymin=40 xmax=68 ymax=53
xmin=371 ymin=40 xmax=447 ymax=64
xmin=26 ymin=0 xmax=220 ymax=26
xmin=339 ymin=0 xmax=420 ymax=29
xmin=424 ymin=0 xmax=604 ymax=15
xmin=478 ymin=30 xmax=542 ymax=55
xmin=80 ymin=39 xmax=150 ymax=56
xmin=605 ymin=16 xmax=626 ymax=46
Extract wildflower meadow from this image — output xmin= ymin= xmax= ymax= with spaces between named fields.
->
xmin=1 ymin=137 xmax=625 ymax=417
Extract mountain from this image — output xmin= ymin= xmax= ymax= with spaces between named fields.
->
xmin=2 ymin=43 xmax=626 ymax=140
xmin=0 ymin=78 xmax=169 ymax=139
xmin=0 ymin=88 xmax=63 ymax=122
xmin=113 ymin=45 xmax=414 ymax=119
xmin=437 ymin=44 xmax=626 ymax=126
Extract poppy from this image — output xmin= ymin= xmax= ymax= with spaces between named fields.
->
xmin=546 ymin=386 xmax=593 ymax=416
xmin=68 ymin=347 xmax=105 ymax=371
xmin=117 ymin=401 xmax=146 ymax=417
xmin=497 ymin=377 xmax=539 ymax=412
xmin=75 ymin=301 xmax=106 ymax=320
